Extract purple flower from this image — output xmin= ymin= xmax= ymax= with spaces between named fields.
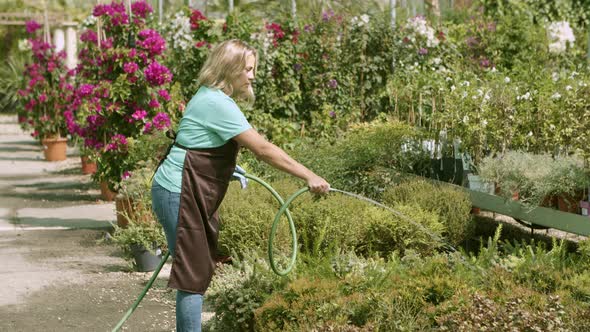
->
xmin=137 ymin=29 xmax=166 ymax=56
xmin=131 ymin=1 xmax=153 ymax=18
xmin=144 ymin=61 xmax=172 ymax=86
xmin=143 ymin=122 xmax=153 ymax=134
xmin=327 ymin=79 xmax=338 ymax=89
xmin=92 ymin=4 xmax=111 ymax=17
xmin=132 ymin=109 xmax=148 ymax=121
xmin=304 ymin=24 xmax=314 ymax=33
xmin=122 ymin=171 xmax=132 ymax=180
xmin=123 ymin=62 xmax=139 ymax=74
xmin=158 ymin=89 xmax=171 ymax=101
xmin=77 ymin=84 xmax=95 ymax=98
xmin=294 ymin=63 xmax=302 ymax=72
xmin=38 ymin=94 xmax=47 ymax=102
xmin=25 ymin=20 xmax=42 ymax=34
xmin=487 ymin=22 xmax=496 ymax=32
xmin=106 ymin=134 xmax=128 ymax=151
xmin=466 ymin=36 xmax=479 ymax=48
xmin=418 ymin=48 xmax=428 ymax=55
xmin=80 ymin=30 xmax=98 ymax=44
xmin=149 ymin=99 xmax=160 ymax=108
xmin=329 ymin=111 xmax=336 ymax=118
xmin=152 ymin=112 xmax=171 ymax=130
xmin=479 ymin=57 xmax=491 ymax=68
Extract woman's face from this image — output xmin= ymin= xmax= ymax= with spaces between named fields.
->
xmin=232 ymin=53 xmax=256 ymax=100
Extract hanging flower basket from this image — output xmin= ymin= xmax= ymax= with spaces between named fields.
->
xmin=41 ymin=136 xmax=68 ymax=161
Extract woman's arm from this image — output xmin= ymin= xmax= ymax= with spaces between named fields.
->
xmin=233 ymin=129 xmax=330 ymax=194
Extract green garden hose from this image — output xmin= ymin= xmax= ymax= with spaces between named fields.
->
xmin=112 ymin=175 xmax=457 ymax=330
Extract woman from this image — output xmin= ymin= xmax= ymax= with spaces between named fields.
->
xmin=151 ymin=39 xmax=330 ymax=331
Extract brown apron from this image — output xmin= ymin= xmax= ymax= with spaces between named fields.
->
xmin=168 ymin=139 xmax=239 ymax=294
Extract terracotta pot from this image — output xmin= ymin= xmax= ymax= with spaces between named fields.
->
xmin=471 ymin=207 xmax=481 ymax=215
xmin=557 ymin=192 xmax=584 ymax=213
xmin=41 ymin=137 xmax=67 ymax=161
xmin=115 ymin=195 xmax=150 ymax=228
xmin=540 ymin=195 xmax=557 ymax=209
xmin=100 ymin=181 xmax=117 ymax=201
xmin=80 ymin=155 xmax=97 ymax=175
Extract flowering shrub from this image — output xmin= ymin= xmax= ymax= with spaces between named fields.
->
xmin=547 ymin=21 xmax=575 ymax=54
xmin=17 ymin=20 xmax=74 ymax=140
xmin=69 ymin=0 xmax=176 ymax=190
xmin=163 ymin=7 xmax=216 ymax=101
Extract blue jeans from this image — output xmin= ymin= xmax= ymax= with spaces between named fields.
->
xmin=152 ymin=180 xmax=203 ymax=332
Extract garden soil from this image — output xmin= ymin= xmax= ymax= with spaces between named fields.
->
xmin=0 ymin=115 xmax=212 ymax=331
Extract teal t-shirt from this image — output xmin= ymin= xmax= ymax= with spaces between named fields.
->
xmin=154 ymin=86 xmax=251 ymax=193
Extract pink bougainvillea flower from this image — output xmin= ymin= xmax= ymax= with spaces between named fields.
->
xmin=122 ymin=170 xmax=132 ymax=179
xmin=149 ymin=99 xmax=160 ymax=108
xmin=131 ymin=1 xmax=153 ymax=19
xmin=144 ymin=61 xmax=172 ymax=86
xmin=132 ymin=109 xmax=148 ymax=121
xmin=123 ymin=62 xmax=139 ymax=74
xmin=137 ymin=29 xmax=166 ymax=56
xmin=157 ymin=89 xmax=171 ymax=101
xmin=25 ymin=20 xmax=42 ymax=34
xmin=152 ymin=112 xmax=171 ymax=130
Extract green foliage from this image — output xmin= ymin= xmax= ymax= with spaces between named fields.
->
xmin=0 ymin=54 xmax=26 ymax=113
xmin=111 ymin=221 xmax=166 ymax=261
xmin=382 ymin=179 xmax=473 ymax=246
xmin=359 ymin=204 xmax=444 ymax=257
xmin=204 ymin=252 xmax=288 ymax=332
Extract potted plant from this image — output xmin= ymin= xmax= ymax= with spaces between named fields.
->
xmin=111 ymin=219 xmax=166 ymax=272
xmin=17 ymin=20 xmax=75 ymax=161
xmin=66 ymin=1 xmax=177 ymax=199
xmin=544 ymin=156 xmax=590 ymax=213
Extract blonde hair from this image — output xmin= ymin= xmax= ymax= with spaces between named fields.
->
xmin=197 ymin=39 xmax=258 ymax=103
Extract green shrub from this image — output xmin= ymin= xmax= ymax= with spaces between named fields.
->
xmin=218 ymin=179 xmax=300 ymax=258
xmin=359 ymin=204 xmax=444 ymax=257
xmin=290 ymin=192 xmax=369 ymax=257
xmin=204 ymin=252 xmax=287 ymax=332
xmin=382 ymin=179 xmax=473 ymax=246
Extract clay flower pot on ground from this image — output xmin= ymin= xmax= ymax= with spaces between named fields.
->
xmin=100 ymin=181 xmax=117 ymax=201
xmin=41 ymin=136 xmax=68 ymax=161
xmin=115 ymin=194 xmax=151 ymax=228
xmin=80 ymin=155 xmax=97 ymax=174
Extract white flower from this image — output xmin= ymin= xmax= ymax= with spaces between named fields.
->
xmin=579 ymin=81 xmax=588 ymax=87
xmin=547 ymin=21 xmax=575 ymax=54
xmin=18 ymin=39 xmax=31 ymax=51
xmin=462 ymin=91 xmax=468 ymax=98
xmin=491 ymin=67 xmax=497 ymax=72
xmin=482 ymin=120 xmax=488 ymax=127
xmin=463 ymin=115 xmax=469 ymax=124
xmin=570 ymin=71 xmax=579 ymax=79
xmin=445 ymin=77 xmax=452 ymax=82
xmin=550 ymin=124 xmax=556 ymax=130
xmin=450 ymin=85 xmax=456 ymax=91
xmin=405 ymin=16 xmax=439 ymax=47
xmin=504 ymin=77 xmax=511 ymax=83
xmin=527 ymin=131 xmax=533 ymax=137
xmin=432 ymin=57 xmax=442 ymax=65
xmin=552 ymin=72 xmax=559 ymax=82
xmin=360 ymin=14 xmax=370 ymax=24
xmin=459 ymin=80 xmax=470 ymax=87
xmin=476 ymin=89 xmax=483 ymax=96
xmin=484 ymin=92 xmax=491 ymax=101
xmin=566 ymin=85 xmax=573 ymax=91
xmin=551 ymin=92 xmax=562 ymax=100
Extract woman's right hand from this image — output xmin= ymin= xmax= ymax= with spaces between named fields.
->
xmin=307 ymin=175 xmax=330 ymax=194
